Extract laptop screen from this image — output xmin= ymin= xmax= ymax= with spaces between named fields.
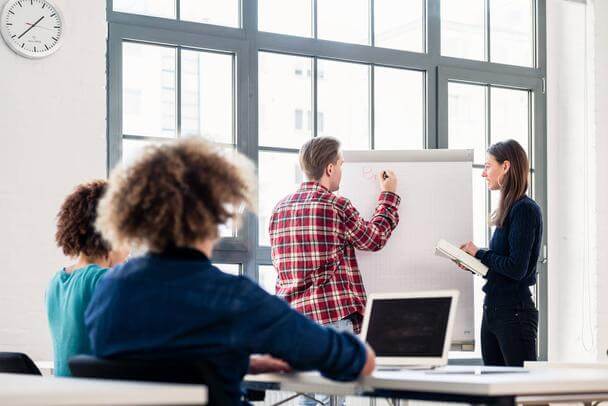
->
xmin=366 ymin=297 xmax=452 ymax=357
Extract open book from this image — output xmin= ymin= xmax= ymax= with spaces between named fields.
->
xmin=435 ymin=239 xmax=488 ymax=277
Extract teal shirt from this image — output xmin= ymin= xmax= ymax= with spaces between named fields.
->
xmin=46 ymin=264 xmax=108 ymax=376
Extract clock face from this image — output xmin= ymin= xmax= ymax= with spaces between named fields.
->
xmin=1 ymin=0 xmax=64 ymax=58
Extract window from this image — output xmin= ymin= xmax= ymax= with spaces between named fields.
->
xmin=257 ymin=53 xmax=426 ymax=244
xmin=294 ymin=109 xmax=303 ymax=130
xmin=445 ymin=76 xmax=540 ymax=356
xmin=113 ymin=0 xmax=240 ymax=27
xmin=317 ymin=59 xmax=370 ymax=150
xmin=442 ymin=0 xmax=535 ymax=67
xmin=113 ymin=0 xmax=175 ymax=19
xmin=490 ymin=0 xmax=534 ymax=67
xmin=258 ymin=0 xmax=313 ymax=38
xmin=441 ymin=0 xmax=485 ymax=61
xmin=317 ymin=0 xmax=370 ymax=45
xmin=117 ymin=42 xmax=236 ymax=238
xmin=375 ymin=0 xmax=424 ymax=52
xmin=259 ymin=52 xmax=313 ymax=149
xmin=258 ymin=265 xmax=278 ymax=294
xmin=180 ymin=0 xmax=240 ymax=27
xmin=108 ymin=0 xmax=547 ymax=358
xmin=258 ymin=0 xmax=424 ymax=51
xmin=447 ymin=81 xmax=534 ymax=247
xmin=123 ymin=43 xmax=176 ymax=138
xmin=374 ymin=67 xmax=425 ymax=150
xmin=214 ymin=263 xmax=241 ymax=276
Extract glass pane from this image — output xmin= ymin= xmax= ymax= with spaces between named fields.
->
xmin=214 ymin=263 xmax=240 ymax=275
xmin=258 ymin=0 xmax=313 ymax=37
xmin=317 ymin=59 xmax=370 ymax=150
xmin=259 ymin=265 xmax=278 ymax=294
xmin=180 ymin=0 xmax=239 ymax=27
xmin=448 ymin=82 xmax=486 ymax=164
xmin=181 ymin=50 xmax=234 ymax=144
xmin=123 ymin=42 xmax=176 ymax=138
xmin=490 ymin=0 xmax=534 ymax=67
xmin=374 ymin=67 xmax=424 ymax=150
xmin=375 ymin=0 xmax=424 ymax=52
xmin=317 ymin=0 xmax=370 ymax=45
xmin=441 ymin=0 xmax=485 ymax=61
xmin=259 ymin=53 xmax=313 ymax=149
xmin=258 ymin=151 xmax=302 ymax=246
xmin=114 ymin=0 xmax=175 ymax=18
xmin=490 ymin=87 xmax=529 ymax=157
xmin=122 ymin=138 xmax=164 ymax=165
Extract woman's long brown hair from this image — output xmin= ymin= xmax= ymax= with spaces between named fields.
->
xmin=488 ymin=140 xmax=530 ymax=227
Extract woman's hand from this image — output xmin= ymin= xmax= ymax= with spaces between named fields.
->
xmin=460 ymin=241 xmax=479 ymax=257
xmin=248 ymin=355 xmax=292 ymax=374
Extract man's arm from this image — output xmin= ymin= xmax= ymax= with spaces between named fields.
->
xmin=342 ymin=170 xmax=400 ymax=251
xmin=233 ymin=281 xmax=373 ymax=381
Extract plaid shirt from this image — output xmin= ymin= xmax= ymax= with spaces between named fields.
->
xmin=269 ymin=181 xmax=401 ymax=333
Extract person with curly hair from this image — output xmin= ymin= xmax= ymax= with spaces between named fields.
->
xmin=46 ymin=180 xmax=129 ymax=376
xmin=85 ymin=137 xmax=375 ymax=405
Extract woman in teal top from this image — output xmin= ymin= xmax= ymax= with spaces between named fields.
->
xmin=46 ymin=180 xmax=128 ymax=376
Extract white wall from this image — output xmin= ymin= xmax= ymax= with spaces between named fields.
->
xmin=547 ymin=0 xmax=608 ymax=362
xmin=593 ymin=0 xmax=608 ymax=362
xmin=0 ymin=0 xmax=107 ymax=361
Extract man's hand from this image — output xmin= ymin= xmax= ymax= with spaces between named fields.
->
xmin=460 ymin=241 xmax=479 ymax=257
xmin=379 ymin=170 xmax=397 ymax=194
xmin=248 ymin=354 xmax=292 ymax=374
xmin=359 ymin=344 xmax=376 ymax=376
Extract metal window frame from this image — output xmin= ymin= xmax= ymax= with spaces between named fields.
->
xmin=106 ymin=0 xmax=547 ymax=359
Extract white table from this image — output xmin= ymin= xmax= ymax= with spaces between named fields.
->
xmin=245 ymin=365 xmax=608 ymax=405
xmin=0 ymin=373 xmax=207 ymax=405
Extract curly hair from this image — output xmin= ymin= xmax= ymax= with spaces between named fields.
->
xmin=55 ymin=180 xmax=111 ymax=259
xmin=96 ymin=137 xmax=256 ymax=253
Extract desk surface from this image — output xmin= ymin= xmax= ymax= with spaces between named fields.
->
xmin=0 ymin=373 xmax=207 ymax=405
xmin=246 ymin=365 xmax=608 ymax=398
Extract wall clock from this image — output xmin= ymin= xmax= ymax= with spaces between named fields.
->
xmin=1 ymin=0 xmax=64 ymax=58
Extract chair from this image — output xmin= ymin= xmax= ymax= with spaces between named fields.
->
xmin=0 ymin=352 xmax=43 ymax=375
xmin=69 ymin=355 xmax=229 ymax=405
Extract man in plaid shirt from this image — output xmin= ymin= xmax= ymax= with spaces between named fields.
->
xmin=269 ymin=137 xmax=401 ymax=335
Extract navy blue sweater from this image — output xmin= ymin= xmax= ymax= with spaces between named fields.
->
xmin=475 ymin=196 xmax=543 ymax=307
xmin=85 ymin=248 xmax=366 ymax=405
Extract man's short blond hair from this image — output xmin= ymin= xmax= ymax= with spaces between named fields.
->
xmin=299 ymin=137 xmax=341 ymax=181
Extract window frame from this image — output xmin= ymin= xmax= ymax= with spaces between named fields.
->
xmin=106 ymin=0 xmax=547 ymax=359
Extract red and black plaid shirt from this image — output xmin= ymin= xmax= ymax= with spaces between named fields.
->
xmin=269 ymin=181 xmax=401 ymax=333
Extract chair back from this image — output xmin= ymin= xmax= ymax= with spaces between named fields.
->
xmin=0 ymin=352 xmax=42 ymax=375
xmin=69 ymin=355 xmax=229 ymax=405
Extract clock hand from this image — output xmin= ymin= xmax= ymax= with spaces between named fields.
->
xmin=18 ymin=15 xmax=44 ymax=39
xmin=25 ymin=22 xmax=53 ymax=31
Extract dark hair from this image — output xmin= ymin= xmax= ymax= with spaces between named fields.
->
xmin=55 ymin=180 xmax=111 ymax=259
xmin=488 ymin=139 xmax=530 ymax=227
xmin=96 ymin=137 xmax=255 ymax=253
xmin=299 ymin=137 xmax=341 ymax=181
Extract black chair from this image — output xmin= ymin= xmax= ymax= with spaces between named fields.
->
xmin=69 ymin=355 xmax=229 ymax=405
xmin=0 ymin=352 xmax=42 ymax=375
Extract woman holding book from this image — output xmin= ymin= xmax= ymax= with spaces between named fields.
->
xmin=459 ymin=139 xmax=543 ymax=367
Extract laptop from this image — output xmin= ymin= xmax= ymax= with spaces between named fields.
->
xmin=360 ymin=290 xmax=459 ymax=370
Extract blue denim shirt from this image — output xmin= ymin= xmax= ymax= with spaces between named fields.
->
xmin=85 ymin=248 xmax=367 ymax=404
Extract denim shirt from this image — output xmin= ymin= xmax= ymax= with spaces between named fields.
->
xmin=85 ymin=248 xmax=367 ymax=405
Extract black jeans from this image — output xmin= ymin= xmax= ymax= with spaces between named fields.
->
xmin=481 ymin=303 xmax=538 ymax=367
